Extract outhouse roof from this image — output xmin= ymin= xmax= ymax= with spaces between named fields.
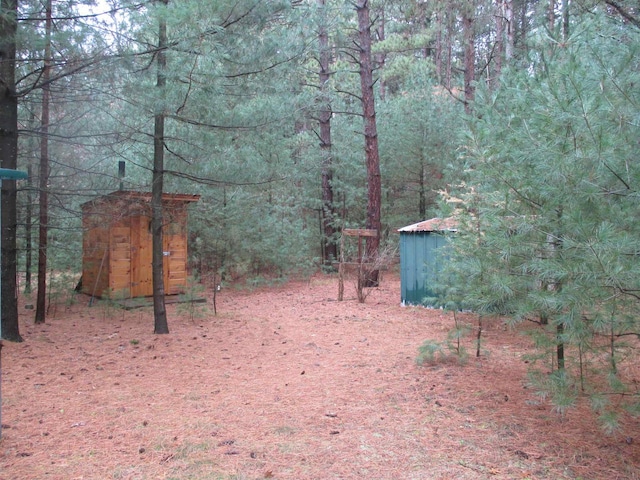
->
xmin=81 ymin=190 xmax=200 ymax=209
xmin=397 ymin=217 xmax=458 ymax=233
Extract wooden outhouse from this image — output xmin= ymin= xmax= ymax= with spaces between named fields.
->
xmin=398 ymin=217 xmax=457 ymax=306
xmin=81 ymin=191 xmax=200 ymax=299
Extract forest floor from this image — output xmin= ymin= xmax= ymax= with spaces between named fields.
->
xmin=1 ymin=272 xmax=639 ymax=480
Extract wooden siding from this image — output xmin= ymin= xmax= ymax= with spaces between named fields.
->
xmin=81 ymin=217 xmax=110 ymax=298
xmin=81 ymin=191 xmax=198 ymax=299
xmin=130 ymin=215 xmax=153 ymax=298
xmin=109 ymin=225 xmax=132 ymax=298
xmin=165 ymin=233 xmax=187 ymax=295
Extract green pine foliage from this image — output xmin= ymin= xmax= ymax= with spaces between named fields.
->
xmin=442 ymin=12 xmax=640 ymax=429
xmin=379 ymin=71 xmax=463 ymax=229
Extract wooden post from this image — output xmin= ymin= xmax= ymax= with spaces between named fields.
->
xmin=338 ymin=229 xmax=377 ymax=301
xmin=338 ymin=231 xmax=345 ymax=301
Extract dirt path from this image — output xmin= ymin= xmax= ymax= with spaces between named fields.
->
xmin=1 ymin=274 xmax=638 ymax=479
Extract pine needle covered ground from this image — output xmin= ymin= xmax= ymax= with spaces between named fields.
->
xmin=1 ymin=274 xmax=638 ymax=479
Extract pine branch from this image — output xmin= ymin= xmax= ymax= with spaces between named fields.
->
xmin=605 ymin=0 xmax=640 ymax=28
xmin=334 ymin=88 xmax=363 ymax=103
xmin=165 ymin=114 xmax=268 ymax=130
xmin=164 ymin=169 xmax=285 ymax=187
xmin=224 ymin=52 xmax=304 ymax=79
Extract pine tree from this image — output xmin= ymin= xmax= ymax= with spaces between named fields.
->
xmin=152 ymin=0 xmax=169 ymax=334
xmin=355 ymin=0 xmax=382 ymax=286
xmin=446 ymin=10 xmax=640 ymax=428
xmin=0 ymin=0 xmax=20 ymax=341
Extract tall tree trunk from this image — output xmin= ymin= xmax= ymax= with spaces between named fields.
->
xmin=24 ymin=111 xmax=37 ymax=295
xmin=445 ymin=2 xmax=453 ymax=90
xmin=418 ymin=162 xmax=426 ymax=219
xmin=518 ymin=0 xmax=530 ymax=47
xmin=317 ymin=0 xmax=336 ymax=266
xmin=462 ymin=2 xmax=476 ymax=114
xmin=153 ymin=0 xmax=169 ymax=334
xmin=548 ymin=0 xmax=556 ymax=32
xmin=35 ymin=0 xmax=52 ymax=324
xmin=434 ymin=7 xmax=443 ymax=84
xmin=493 ymin=0 xmax=505 ymax=88
xmin=561 ymin=0 xmax=570 ymax=39
xmin=374 ymin=6 xmax=386 ymax=101
xmin=0 ymin=0 xmax=21 ymax=342
xmin=356 ymin=0 xmax=381 ymax=287
xmin=24 ymin=164 xmax=32 ymax=294
xmin=547 ymin=208 xmax=564 ymax=370
xmin=505 ymin=0 xmax=514 ymax=60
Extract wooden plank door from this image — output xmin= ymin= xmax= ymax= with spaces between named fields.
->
xmin=163 ymin=231 xmax=187 ymax=295
xmin=130 ymin=216 xmax=153 ymax=297
xmin=109 ymin=225 xmax=132 ymax=298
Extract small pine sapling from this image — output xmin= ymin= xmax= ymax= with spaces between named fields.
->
xmin=177 ymin=276 xmax=208 ymax=322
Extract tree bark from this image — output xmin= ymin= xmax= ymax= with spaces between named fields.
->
xmin=24 ymin=164 xmax=32 ymax=294
xmin=548 ymin=0 xmax=555 ymax=32
xmin=356 ymin=0 xmax=381 ymax=287
xmin=462 ymin=3 xmax=475 ymax=114
xmin=374 ymin=6 xmax=386 ymax=101
xmin=561 ymin=0 xmax=569 ymax=39
xmin=493 ymin=0 xmax=504 ymax=88
xmin=445 ymin=2 xmax=453 ymax=90
xmin=35 ymin=0 xmax=52 ymax=324
xmin=505 ymin=0 xmax=514 ymax=60
xmin=153 ymin=0 xmax=169 ymax=334
xmin=317 ymin=0 xmax=336 ymax=266
xmin=434 ymin=7 xmax=443 ymax=84
xmin=418 ymin=163 xmax=426 ymax=220
xmin=557 ymin=323 xmax=565 ymax=370
xmin=0 ymin=0 xmax=21 ymax=342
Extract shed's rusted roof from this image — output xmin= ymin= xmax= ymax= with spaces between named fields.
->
xmin=397 ymin=217 xmax=458 ymax=233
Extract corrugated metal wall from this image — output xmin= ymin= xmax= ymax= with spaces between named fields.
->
xmin=400 ymin=231 xmax=448 ymax=305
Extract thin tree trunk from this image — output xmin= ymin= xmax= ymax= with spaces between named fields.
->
xmin=562 ymin=0 xmax=569 ymax=38
xmin=24 ymin=111 xmax=37 ymax=295
xmin=493 ymin=0 xmax=504 ymax=88
xmin=463 ymin=2 xmax=475 ymax=114
xmin=435 ymin=7 xmax=443 ymax=84
xmin=35 ymin=0 xmax=52 ymax=325
xmin=153 ymin=0 xmax=169 ymax=334
xmin=557 ymin=323 xmax=565 ymax=370
xmin=609 ymin=319 xmax=617 ymax=373
xmin=476 ymin=315 xmax=483 ymax=357
xmin=518 ymin=0 xmax=530 ymax=46
xmin=0 ymin=0 xmax=20 ymax=342
xmin=548 ymin=0 xmax=556 ymax=32
xmin=356 ymin=0 xmax=381 ymax=287
xmin=318 ymin=0 xmax=336 ymax=266
xmin=418 ymin=162 xmax=426 ymax=219
xmin=24 ymin=164 xmax=32 ymax=294
xmin=445 ymin=2 xmax=453 ymax=90
xmin=505 ymin=0 xmax=514 ymax=60
xmin=548 ymin=211 xmax=564 ymax=370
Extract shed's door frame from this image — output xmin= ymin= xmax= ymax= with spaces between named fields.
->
xmin=129 ymin=214 xmax=177 ymax=297
xmin=130 ymin=215 xmax=153 ymax=297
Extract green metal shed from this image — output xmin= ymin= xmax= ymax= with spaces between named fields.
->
xmin=398 ymin=217 xmax=457 ymax=306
